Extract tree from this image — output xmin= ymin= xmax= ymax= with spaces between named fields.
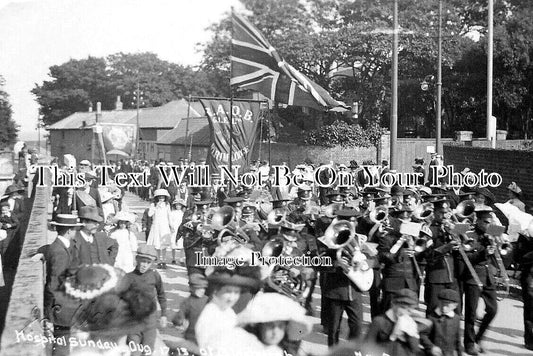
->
xmin=33 ymin=53 xmax=217 ymax=126
xmin=0 ymin=75 xmax=18 ymax=149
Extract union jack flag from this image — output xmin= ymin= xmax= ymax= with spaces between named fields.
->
xmin=230 ymin=12 xmax=349 ymax=111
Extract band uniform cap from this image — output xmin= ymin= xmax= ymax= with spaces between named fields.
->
xmin=297 ymin=187 xmax=312 ymax=200
xmin=474 ymin=204 xmax=493 ymax=214
xmin=393 ymin=288 xmax=418 ymax=306
xmin=237 ymin=292 xmax=312 ymax=340
xmin=422 ymin=194 xmax=447 ymax=203
xmin=136 ymin=244 xmax=157 ymax=260
xmin=51 ymin=214 xmax=83 ymax=227
xmin=473 ymin=187 xmax=496 ymax=203
xmin=326 ymin=189 xmax=346 ymax=198
xmin=507 ymin=182 xmax=522 ymax=195
xmin=78 ymin=206 xmax=104 ymax=222
xmin=224 ymin=196 xmax=244 ymax=207
xmin=391 ymin=185 xmax=409 ymax=196
xmin=336 ymin=209 xmax=360 ymax=219
xmin=433 ymin=200 xmax=451 ymax=210
xmin=153 ymin=189 xmax=170 ymax=198
xmin=438 ymin=289 xmax=460 ymax=303
xmin=189 ymin=273 xmax=208 ymax=289
xmin=242 ymin=205 xmax=256 ymax=215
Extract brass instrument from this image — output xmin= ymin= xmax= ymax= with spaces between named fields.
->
xmin=453 ymin=199 xmax=476 ymax=222
xmin=369 ymin=206 xmax=389 ymax=224
xmin=487 ymin=233 xmax=511 ymax=300
xmin=262 ymin=236 xmax=309 ymax=300
xmin=412 ymin=203 xmax=434 ymax=222
xmin=323 ymin=202 xmax=344 ymax=218
xmin=389 ymin=230 xmax=425 ymax=284
xmin=319 ymin=220 xmax=373 ymax=291
xmin=443 ymin=221 xmax=483 ymax=290
xmin=267 ymin=208 xmax=288 ymax=225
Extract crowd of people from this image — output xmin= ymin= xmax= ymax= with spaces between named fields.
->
xmin=8 ymin=152 xmax=533 ymax=356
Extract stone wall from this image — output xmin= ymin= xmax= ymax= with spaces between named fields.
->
xmin=443 ymin=145 xmax=533 ymax=208
xmin=0 ymin=173 xmax=49 ymax=356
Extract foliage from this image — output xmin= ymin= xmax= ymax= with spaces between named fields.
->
xmin=0 ymin=75 xmax=18 ymax=149
xmin=304 ymin=120 xmax=384 ymax=148
xmin=199 ymin=0 xmax=533 ymax=140
xmin=32 ymin=53 xmax=218 ymax=126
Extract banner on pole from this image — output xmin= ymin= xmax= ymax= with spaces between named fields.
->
xmin=199 ymin=99 xmax=261 ymax=171
xmin=98 ymin=123 xmax=137 ymax=157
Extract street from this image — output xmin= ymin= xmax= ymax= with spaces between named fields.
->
xmin=121 ymin=191 xmax=533 ymax=356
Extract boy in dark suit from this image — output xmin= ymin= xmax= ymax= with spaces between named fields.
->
xmin=42 ymin=214 xmax=83 ymax=356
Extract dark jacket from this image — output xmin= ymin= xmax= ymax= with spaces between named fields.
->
xmin=72 ymin=231 xmax=118 ymax=266
xmin=460 ymin=229 xmax=498 ymax=288
xmin=364 ymin=313 xmax=420 ymax=356
xmin=378 ymin=231 xmax=419 ymax=291
xmin=420 ymin=223 xmax=456 ymax=284
xmin=421 ymin=309 xmax=463 ymax=356
xmin=42 ymin=238 xmax=80 ymax=326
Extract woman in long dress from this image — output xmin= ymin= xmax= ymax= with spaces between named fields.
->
xmin=109 ymin=211 xmax=138 ymax=273
xmin=146 ymin=189 xmax=172 ymax=269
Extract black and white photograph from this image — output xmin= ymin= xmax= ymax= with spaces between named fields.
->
xmin=0 ymin=0 xmax=533 ymax=355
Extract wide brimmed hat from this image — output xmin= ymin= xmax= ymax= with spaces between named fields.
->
xmin=4 ymin=184 xmax=24 ymax=195
xmin=78 ymin=206 xmax=103 ymax=222
xmin=207 ymin=269 xmax=260 ymax=290
xmin=172 ymin=198 xmax=187 ymax=206
xmin=237 ymin=292 xmax=313 ymax=340
xmin=99 ymin=190 xmax=114 ymax=203
xmin=113 ymin=211 xmax=136 ymax=224
xmin=153 ymin=189 xmax=170 ymax=198
xmin=507 ymin=182 xmax=522 ymax=195
xmin=51 ymin=214 xmax=83 ymax=227
xmin=64 ymin=264 xmax=123 ymax=300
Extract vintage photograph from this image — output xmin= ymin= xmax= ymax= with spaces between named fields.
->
xmin=0 ymin=0 xmax=532 ymax=355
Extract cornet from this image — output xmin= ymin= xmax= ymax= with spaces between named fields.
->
xmin=267 ymin=208 xmax=288 ymax=225
xmin=453 ymin=199 xmax=476 ymax=222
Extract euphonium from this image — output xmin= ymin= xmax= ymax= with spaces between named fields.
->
xmin=321 ymin=220 xmax=356 ymax=249
xmin=217 ymin=227 xmax=250 ymax=245
xmin=454 ymin=199 xmax=476 ymax=222
xmin=412 ymin=203 xmax=434 ymax=222
xmin=262 ymin=236 xmax=307 ymax=301
xmin=210 ymin=206 xmax=236 ymax=229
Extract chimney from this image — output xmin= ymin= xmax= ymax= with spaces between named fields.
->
xmin=88 ymin=102 xmax=93 ymax=112
xmin=115 ymin=95 xmax=123 ymax=111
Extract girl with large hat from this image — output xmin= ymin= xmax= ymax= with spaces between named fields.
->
xmin=109 ymin=211 xmax=138 ymax=273
xmin=146 ymin=189 xmax=172 ymax=269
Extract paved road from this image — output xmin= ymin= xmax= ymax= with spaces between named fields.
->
xmin=122 ymin=192 xmax=533 ymax=356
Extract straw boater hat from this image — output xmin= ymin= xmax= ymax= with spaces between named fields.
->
xmin=50 ymin=214 xmax=83 ymax=227
xmin=237 ymin=292 xmax=313 ymax=340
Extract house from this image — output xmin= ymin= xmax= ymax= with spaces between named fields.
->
xmin=156 ymin=116 xmax=211 ymax=162
xmin=47 ymin=97 xmax=204 ymax=162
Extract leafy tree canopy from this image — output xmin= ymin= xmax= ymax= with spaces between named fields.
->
xmin=0 ymin=75 xmax=18 ymax=149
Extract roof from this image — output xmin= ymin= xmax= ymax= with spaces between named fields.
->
xmin=157 ymin=117 xmax=211 ymax=146
xmin=48 ymin=99 xmax=205 ymax=130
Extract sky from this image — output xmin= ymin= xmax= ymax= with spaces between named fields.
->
xmin=0 ymin=0 xmax=242 ymax=141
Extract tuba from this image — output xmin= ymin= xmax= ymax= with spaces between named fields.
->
xmin=319 ymin=220 xmax=373 ymax=291
xmin=262 ymin=236 xmax=309 ymax=301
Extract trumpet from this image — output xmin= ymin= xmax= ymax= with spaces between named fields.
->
xmin=487 ymin=235 xmax=510 ymax=299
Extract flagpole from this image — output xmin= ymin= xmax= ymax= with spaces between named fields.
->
xmin=229 ymin=7 xmax=234 ymax=175
xmin=184 ymin=94 xmax=191 ymax=157
xmin=390 ymin=0 xmax=399 ymax=170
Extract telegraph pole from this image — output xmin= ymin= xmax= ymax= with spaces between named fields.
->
xmin=390 ymin=0 xmax=399 ymax=169
xmin=487 ymin=0 xmax=495 ymax=148
xmin=133 ymin=81 xmax=143 ymax=159
xmin=436 ymin=0 xmax=443 ymax=154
